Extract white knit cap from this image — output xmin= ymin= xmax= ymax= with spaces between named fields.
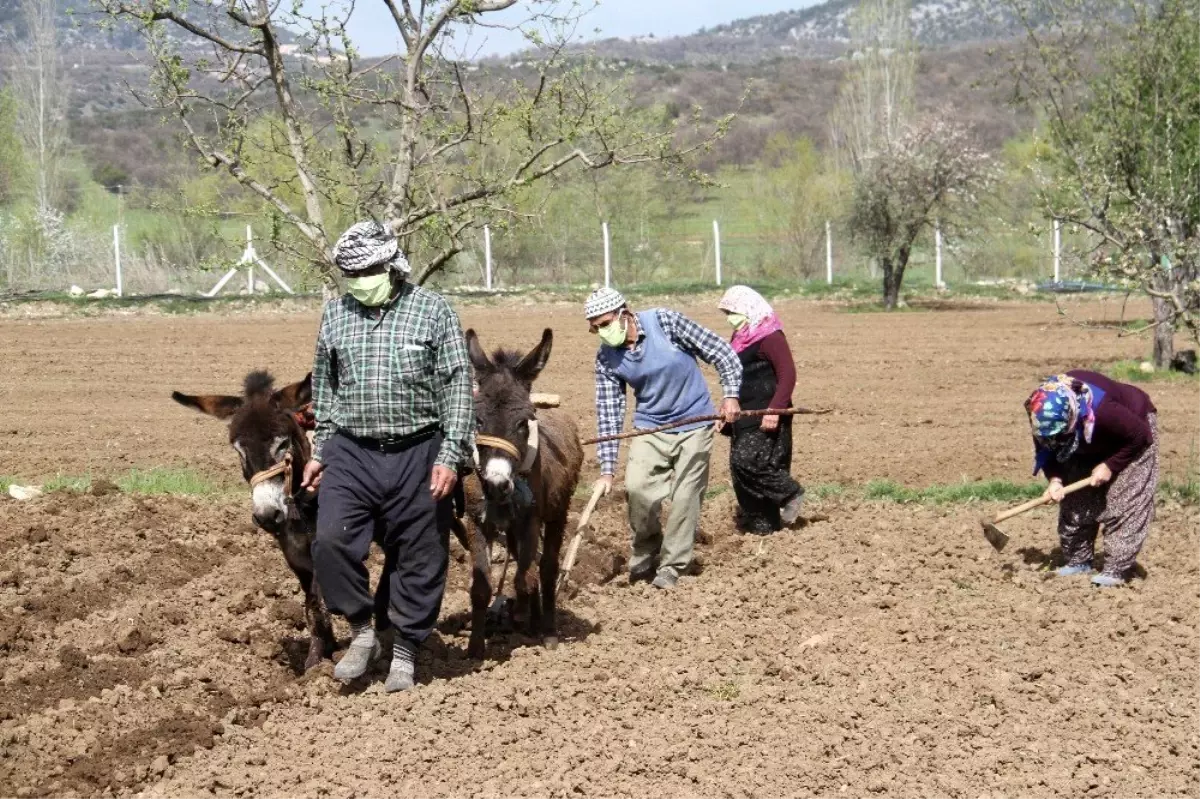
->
xmin=584 ymin=287 xmax=626 ymax=319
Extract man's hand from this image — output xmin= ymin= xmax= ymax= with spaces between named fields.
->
xmin=761 ymin=414 xmax=780 ymax=433
xmin=301 ymin=460 xmax=324 ymax=491
xmin=596 ymin=474 xmax=614 ymax=496
xmin=1090 ymin=463 xmax=1113 ymax=487
xmin=715 ymin=397 xmax=741 ymax=432
xmin=1043 ymin=478 xmax=1065 ymax=503
xmin=431 ymin=465 xmax=458 ymax=501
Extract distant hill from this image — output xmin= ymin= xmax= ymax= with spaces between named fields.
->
xmin=495 ymin=0 xmax=1038 ymax=66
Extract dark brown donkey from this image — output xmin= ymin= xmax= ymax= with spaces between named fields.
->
xmin=464 ymin=328 xmax=584 ymax=658
xmin=173 ymin=371 xmax=387 ymax=672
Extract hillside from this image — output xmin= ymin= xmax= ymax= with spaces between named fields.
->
xmin=498 ymin=0 xmax=1039 ymax=65
xmin=1 ymin=0 xmax=1034 ymax=192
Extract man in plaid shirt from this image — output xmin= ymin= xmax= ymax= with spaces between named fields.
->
xmin=300 ymin=221 xmax=472 ymax=692
xmin=585 ymin=287 xmax=742 ymax=590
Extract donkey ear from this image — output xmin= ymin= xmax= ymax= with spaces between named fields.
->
xmin=465 ymin=329 xmax=492 ymax=373
xmin=172 ymin=391 xmax=243 ymax=420
xmin=273 ymin=372 xmax=312 ymax=411
xmin=515 ymin=328 xmax=553 ymax=384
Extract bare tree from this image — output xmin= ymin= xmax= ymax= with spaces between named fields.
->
xmin=10 ymin=0 xmax=68 ymax=216
xmin=1008 ymin=0 xmax=1199 ymax=365
xmin=829 ymin=0 xmax=916 ymax=173
xmin=93 ymin=0 xmax=735 ymax=289
xmin=849 ymin=112 xmax=994 ymax=309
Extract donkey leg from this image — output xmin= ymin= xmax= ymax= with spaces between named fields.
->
xmin=462 ymin=520 xmax=493 ymax=659
xmin=299 ymin=570 xmax=335 ymax=671
xmin=516 ymin=515 xmax=543 ymax=636
xmin=539 ymin=517 xmax=567 ymax=649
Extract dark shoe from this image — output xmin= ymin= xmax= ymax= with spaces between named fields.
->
xmin=780 ymin=489 xmax=806 ymax=526
xmin=651 ymin=569 xmax=678 ymax=590
xmin=629 ymin=564 xmax=656 ymax=585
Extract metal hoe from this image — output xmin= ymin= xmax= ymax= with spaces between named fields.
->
xmin=979 ymin=477 xmax=1092 ymax=551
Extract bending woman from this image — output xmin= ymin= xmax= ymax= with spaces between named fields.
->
xmin=1026 ymin=370 xmax=1159 ymax=587
xmin=717 ymin=286 xmax=805 ymax=534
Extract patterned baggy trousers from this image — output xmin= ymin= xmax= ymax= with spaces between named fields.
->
xmin=1057 ymin=413 xmax=1159 ymax=579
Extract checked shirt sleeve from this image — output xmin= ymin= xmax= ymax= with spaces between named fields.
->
xmin=432 ymin=300 xmax=474 ymax=469
xmin=310 ymin=304 xmax=337 ymax=462
xmin=594 ymin=354 xmax=626 ymax=476
xmin=657 ymin=309 xmax=743 ymax=397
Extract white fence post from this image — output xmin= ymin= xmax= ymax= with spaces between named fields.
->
xmin=113 ymin=224 xmax=123 ymax=297
xmin=935 ymin=220 xmax=945 ymax=289
xmin=713 ymin=219 xmax=722 ymax=286
xmin=246 ymin=225 xmax=255 ymax=294
xmin=602 ymin=221 xmax=611 ymax=288
xmin=1053 ymin=218 xmax=1061 ymax=283
xmin=825 ymin=220 xmax=833 ymax=285
xmin=484 ymin=225 xmax=493 ymax=291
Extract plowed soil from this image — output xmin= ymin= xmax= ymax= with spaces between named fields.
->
xmin=0 ymin=295 xmax=1197 ymax=798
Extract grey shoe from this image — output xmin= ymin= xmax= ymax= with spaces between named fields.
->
xmin=384 ymin=664 xmax=415 ymax=693
xmin=780 ymin=490 xmax=805 ymax=526
xmin=333 ymin=641 xmax=381 ymax=681
xmin=1056 ymin=564 xmax=1094 ymax=577
xmin=651 ymin=569 xmax=678 ymax=590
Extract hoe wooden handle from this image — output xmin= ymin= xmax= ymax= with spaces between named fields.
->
xmin=992 ymin=477 xmax=1092 ymax=524
xmin=557 ymin=481 xmax=608 ymax=591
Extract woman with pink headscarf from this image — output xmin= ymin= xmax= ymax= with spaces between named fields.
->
xmin=717 ymin=285 xmax=805 ymax=534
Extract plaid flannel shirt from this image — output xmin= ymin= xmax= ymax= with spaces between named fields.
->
xmin=311 ymin=282 xmax=473 ymax=469
xmin=594 ymin=308 xmax=742 ymax=475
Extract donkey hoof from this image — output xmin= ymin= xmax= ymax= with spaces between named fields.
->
xmin=543 ymin=635 xmax=559 ymax=651
xmin=303 ymin=651 xmax=324 ymax=672
xmin=467 ymin=641 xmax=486 ymax=660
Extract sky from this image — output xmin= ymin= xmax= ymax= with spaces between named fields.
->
xmin=343 ymin=0 xmax=820 ymax=59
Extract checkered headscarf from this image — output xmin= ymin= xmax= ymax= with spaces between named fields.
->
xmin=332 ymin=221 xmax=411 ymax=274
xmin=584 ymin=287 xmax=626 ymax=319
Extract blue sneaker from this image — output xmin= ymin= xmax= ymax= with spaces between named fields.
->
xmin=1056 ymin=564 xmax=1094 ymax=577
xmin=1091 ymin=573 xmax=1127 ymax=588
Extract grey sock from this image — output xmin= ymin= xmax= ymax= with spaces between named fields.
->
xmin=391 ymin=638 xmax=416 ymax=675
xmin=385 ymin=638 xmax=417 ymax=693
xmin=349 ymin=620 xmax=375 ymax=649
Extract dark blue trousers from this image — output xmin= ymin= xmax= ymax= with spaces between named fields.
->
xmin=313 ymin=431 xmax=452 ymax=647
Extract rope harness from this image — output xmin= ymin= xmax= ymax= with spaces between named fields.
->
xmin=247 ymin=403 xmax=316 ymax=525
xmin=474 ymin=420 xmax=539 ymax=474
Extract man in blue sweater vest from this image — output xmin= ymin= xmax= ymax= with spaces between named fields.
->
xmin=585 ymin=287 xmax=743 ymax=589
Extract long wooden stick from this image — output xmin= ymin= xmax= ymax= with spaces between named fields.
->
xmin=557 ymin=481 xmax=607 ymax=591
xmin=581 ymin=407 xmax=831 ymax=446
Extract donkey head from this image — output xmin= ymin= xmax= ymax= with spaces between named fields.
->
xmin=172 ymin=370 xmax=312 ymax=533
xmin=465 ymin=328 xmax=552 ymax=501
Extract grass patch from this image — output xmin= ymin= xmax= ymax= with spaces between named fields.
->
xmin=807 ymin=483 xmax=846 ymax=499
xmin=1160 ymin=477 xmax=1200 ymax=505
xmin=864 ymin=479 xmax=1044 ymax=504
xmin=42 ymin=474 xmax=93 ymax=493
xmin=0 ymin=476 xmax=13 ymax=494
xmin=704 ymin=485 xmax=730 ymax=500
xmin=116 ymin=467 xmax=227 ymax=496
xmin=704 ymin=681 xmax=741 ymax=701
xmin=1097 ymin=360 xmax=1200 ymax=384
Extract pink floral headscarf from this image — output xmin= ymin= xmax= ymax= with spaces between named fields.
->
xmin=718 ymin=285 xmax=784 ymax=353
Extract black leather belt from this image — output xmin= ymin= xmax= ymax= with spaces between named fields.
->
xmin=338 ymin=426 xmax=439 ymax=453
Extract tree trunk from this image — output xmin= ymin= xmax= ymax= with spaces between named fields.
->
xmin=1152 ymin=295 xmax=1175 ymax=369
xmin=882 ymin=258 xmax=901 ymax=310
xmin=881 ymin=246 xmax=910 ymax=310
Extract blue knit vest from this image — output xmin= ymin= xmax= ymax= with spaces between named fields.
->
xmin=599 ymin=310 xmax=715 ymax=432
